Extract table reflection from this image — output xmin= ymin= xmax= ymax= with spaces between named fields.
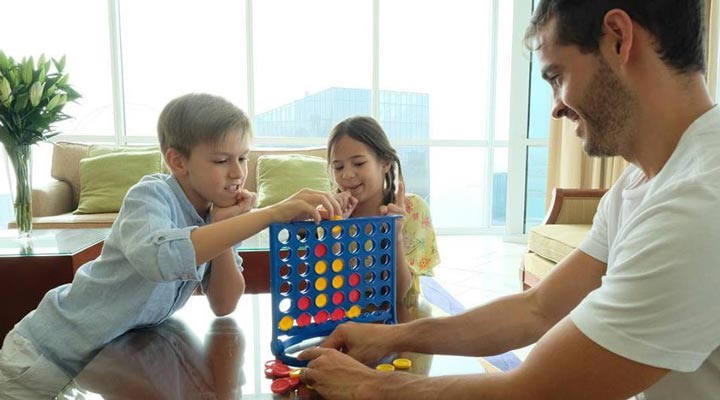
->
xmin=53 ymin=294 xmax=446 ymax=399
xmin=58 ymin=317 xmax=244 ymax=399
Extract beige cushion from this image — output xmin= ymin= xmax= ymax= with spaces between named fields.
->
xmin=51 ymin=141 xmax=90 ymax=209
xmin=31 ymin=212 xmax=117 ymax=229
xmin=527 ymin=224 xmax=591 ymax=263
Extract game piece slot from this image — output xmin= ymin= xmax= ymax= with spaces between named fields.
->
xmin=279 ymin=264 xmax=292 ymax=279
xmin=332 ymin=242 xmax=343 ymax=256
xmin=364 ymin=223 xmax=374 ymax=235
xmin=380 ymin=285 xmax=391 ymax=297
xmin=314 ymin=226 xmax=325 ymax=240
xmin=279 ymin=298 xmax=292 ymax=313
xmin=364 ymin=255 xmax=375 ymax=268
xmin=277 ymin=228 xmax=291 ymax=244
xmin=364 ymin=239 xmax=375 ymax=251
xmin=348 ymin=240 xmax=359 ymax=253
xmin=349 ymin=257 xmax=359 ymax=269
xmin=297 ymin=246 xmax=309 ymax=259
xmin=348 ymin=224 xmax=359 ymax=237
xmin=380 ymin=270 xmax=390 ymax=281
xmin=380 ymin=254 xmax=390 ymax=265
xmin=279 ymin=247 xmax=291 ymax=261
xmin=364 ymin=272 xmax=375 ymax=284
xmin=298 ymin=262 xmax=310 ymax=276
xmin=380 ymin=238 xmax=391 ymax=250
xmin=279 ymin=281 xmax=292 ymax=296
xmin=296 ymin=227 xmax=308 ymax=242
xmin=380 ymin=222 xmax=390 ymax=234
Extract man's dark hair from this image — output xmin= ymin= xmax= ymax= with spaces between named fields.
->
xmin=525 ymin=0 xmax=707 ymax=74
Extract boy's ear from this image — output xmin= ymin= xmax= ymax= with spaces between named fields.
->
xmin=164 ymin=148 xmax=189 ymax=175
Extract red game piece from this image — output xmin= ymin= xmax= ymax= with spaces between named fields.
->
xmin=331 ymin=308 xmax=346 ymax=321
xmin=315 ymin=310 xmax=329 ymax=324
xmin=298 ymin=296 xmax=311 ymax=310
xmin=332 ymin=291 xmax=345 ymax=305
xmin=264 ymin=359 xmax=291 ymax=379
xmin=314 ymin=243 xmax=327 ymax=258
xmin=349 ymin=289 xmax=361 ymax=302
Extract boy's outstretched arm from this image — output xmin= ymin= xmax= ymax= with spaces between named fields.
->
xmin=190 ymin=189 xmax=351 ymax=266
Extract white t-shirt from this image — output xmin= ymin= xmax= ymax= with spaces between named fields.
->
xmin=571 ymin=105 xmax=720 ymax=400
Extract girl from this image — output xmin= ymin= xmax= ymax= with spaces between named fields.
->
xmin=327 ymin=116 xmax=440 ymax=323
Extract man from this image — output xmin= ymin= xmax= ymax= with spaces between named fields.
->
xmin=298 ymin=1 xmax=720 ymax=399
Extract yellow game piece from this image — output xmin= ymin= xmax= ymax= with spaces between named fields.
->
xmin=392 ymin=358 xmax=412 ymax=370
xmin=376 ymin=364 xmax=395 ymax=371
xmin=332 ymin=258 xmax=344 ymax=272
xmin=332 ymin=225 xmax=342 ymax=238
xmin=347 ymin=305 xmax=361 ymax=318
xmin=331 ymin=215 xmax=343 ymax=220
xmin=290 ymin=368 xmax=303 ymax=378
xmin=314 ymin=260 xmax=328 ymax=275
xmin=278 ymin=316 xmax=294 ymax=331
xmin=315 ymin=277 xmax=328 ymax=291
xmin=315 ymin=293 xmax=328 ymax=308
xmin=332 ymin=275 xmax=344 ymax=289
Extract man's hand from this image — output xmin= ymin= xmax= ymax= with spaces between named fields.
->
xmin=301 ymin=322 xmax=398 ymax=365
xmin=212 ymin=189 xmax=257 ymax=222
xmin=299 ymin=347 xmax=404 ymax=400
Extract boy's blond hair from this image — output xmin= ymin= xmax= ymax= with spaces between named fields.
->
xmin=157 ymin=93 xmax=252 ymax=157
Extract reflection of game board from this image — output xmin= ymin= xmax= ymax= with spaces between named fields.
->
xmin=269 ymin=215 xmax=399 ymax=366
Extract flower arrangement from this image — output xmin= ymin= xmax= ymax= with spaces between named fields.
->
xmin=0 ymin=51 xmax=80 ymax=238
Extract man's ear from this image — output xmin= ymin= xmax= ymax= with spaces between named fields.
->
xmin=164 ymin=148 xmax=188 ymax=175
xmin=602 ymin=9 xmax=634 ymax=65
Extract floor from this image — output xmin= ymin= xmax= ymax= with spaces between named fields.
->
xmin=431 ymin=234 xmax=533 ymax=360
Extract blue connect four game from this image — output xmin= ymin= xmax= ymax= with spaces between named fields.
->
xmin=269 ymin=215 xmax=399 ymax=366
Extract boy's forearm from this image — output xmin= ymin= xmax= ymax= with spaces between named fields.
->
xmin=191 ymin=207 xmax=275 ymax=265
xmin=206 ymin=248 xmax=245 ymax=316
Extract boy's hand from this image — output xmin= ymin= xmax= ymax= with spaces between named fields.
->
xmin=212 ymin=189 xmax=257 ymax=222
xmin=318 ymin=191 xmax=358 ymax=220
xmin=379 ymin=180 xmax=406 ymax=233
xmin=270 ymin=189 xmax=346 ymax=224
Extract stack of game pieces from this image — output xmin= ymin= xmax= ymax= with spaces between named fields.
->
xmin=265 ymin=359 xmax=301 ymax=395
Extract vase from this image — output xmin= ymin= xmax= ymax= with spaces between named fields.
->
xmin=6 ymin=144 xmax=33 ymax=240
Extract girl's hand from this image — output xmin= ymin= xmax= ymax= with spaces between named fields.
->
xmin=212 ymin=189 xmax=257 ymax=222
xmin=270 ymin=188 xmax=345 ymax=223
xmin=319 ymin=191 xmax=358 ymax=220
xmin=379 ymin=180 xmax=406 ymax=233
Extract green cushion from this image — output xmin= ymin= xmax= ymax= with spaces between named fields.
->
xmin=256 ymin=154 xmax=331 ymax=208
xmin=74 ymin=150 xmax=163 ymax=214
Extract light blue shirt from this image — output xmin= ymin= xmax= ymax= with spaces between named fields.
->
xmin=16 ymin=174 xmax=243 ymax=375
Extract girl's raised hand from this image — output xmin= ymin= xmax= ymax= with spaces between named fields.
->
xmin=379 ymin=180 xmax=406 ymax=232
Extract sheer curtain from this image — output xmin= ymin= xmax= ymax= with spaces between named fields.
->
xmin=544 ymin=1 xmax=718 ymax=207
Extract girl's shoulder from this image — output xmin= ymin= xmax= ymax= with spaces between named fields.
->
xmin=403 ymin=193 xmax=430 ymax=213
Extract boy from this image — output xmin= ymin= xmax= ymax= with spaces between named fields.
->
xmin=0 ymin=93 xmax=352 ymax=398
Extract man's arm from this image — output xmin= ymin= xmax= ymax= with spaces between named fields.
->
xmin=319 ymin=249 xmax=607 ymax=362
xmin=357 ymin=318 xmax=668 ymax=400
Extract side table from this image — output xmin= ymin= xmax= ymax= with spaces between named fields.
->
xmin=0 ymin=228 xmax=109 ymax=341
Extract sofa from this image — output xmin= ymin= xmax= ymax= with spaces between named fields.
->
xmin=15 ymin=141 xmax=329 ymax=229
xmin=520 ymin=188 xmax=607 ymax=290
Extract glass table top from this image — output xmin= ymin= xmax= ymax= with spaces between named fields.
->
xmin=0 ymin=228 xmax=110 ymax=257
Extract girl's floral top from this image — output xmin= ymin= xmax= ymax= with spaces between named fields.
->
xmin=402 ymin=194 xmax=440 ymax=281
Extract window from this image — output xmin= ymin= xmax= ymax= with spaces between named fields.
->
xmin=2 ymin=0 xmax=528 ymax=235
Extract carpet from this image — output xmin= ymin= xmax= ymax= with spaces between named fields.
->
xmin=420 ymin=276 xmax=523 ymax=373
